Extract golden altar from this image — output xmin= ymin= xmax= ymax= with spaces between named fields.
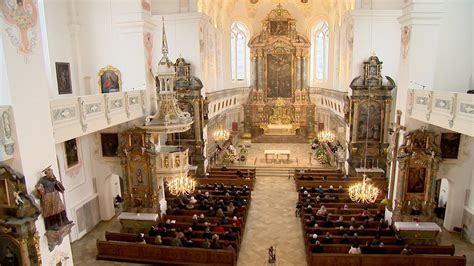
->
xmin=260 ymin=98 xmax=300 ymax=135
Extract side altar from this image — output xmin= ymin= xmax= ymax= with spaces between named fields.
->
xmin=243 ymin=5 xmax=315 ymax=140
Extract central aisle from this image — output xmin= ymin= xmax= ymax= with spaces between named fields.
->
xmin=237 ymin=168 xmax=307 ymax=266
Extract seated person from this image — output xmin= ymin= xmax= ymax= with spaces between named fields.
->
xmin=340 ymin=233 xmax=352 ymax=244
xmin=316 ymin=205 xmax=328 ymax=216
xmin=321 ymin=232 xmax=334 ymax=244
xmin=309 ymin=234 xmax=318 ymax=244
xmin=400 ymin=244 xmax=413 ymax=255
xmin=328 ymin=185 xmax=335 ymax=193
xmin=311 ymin=240 xmax=323 ymax=253
xmin=348 ymin=243 xmax=362 ymax=254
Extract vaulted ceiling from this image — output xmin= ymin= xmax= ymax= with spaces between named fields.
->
xmin=198 ymin=0 xmax=354 ymax=37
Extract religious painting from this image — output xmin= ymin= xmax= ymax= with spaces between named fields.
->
xmin=98 ymin=65 xmax=121 ymax=93
xmin=101 ymin=133 xmax=119 ymax=157
xmin=407 ymin=167 xmax=426 ymax=193
xmin=357 ymin=101 xmax=382 ymax=141
xmin=55 ymin=62 xmax=72 ymax=95
xmin=440 ymin=133 xmax=461 ymax=159
xmin=0 ymin=236 xmax=21 ymax=266
xmin=267 ymin=54 xmax=292 ymax=98
xmin=64 ymin=138 xmax=79 ymax=168
xmin=270 ymin=21 xmax=289 ymax=36
xmin=130 ymin=154 xmax=148 ymax=186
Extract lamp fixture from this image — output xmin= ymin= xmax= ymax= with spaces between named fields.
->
xmin=317 ymin=130 xmax=336 ymax=143
xmin=167 ymin=132 xmax=196 ymax=195
xmin=213 ymin=125 xmax=230 ymax=142
xmin=348 ymin=174 xmax=380 ymax=203
xmin=168 ymin=173 xmax=196 ymax=196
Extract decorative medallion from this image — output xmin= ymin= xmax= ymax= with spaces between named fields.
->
xmin=0 ymin=0 xmax=38 ymax=57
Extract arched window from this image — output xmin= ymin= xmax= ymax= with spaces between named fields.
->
xmin=230 ymin=22 xmax=248 ymax=81
xmin=312 ymin=21 xmax=329 ymax=81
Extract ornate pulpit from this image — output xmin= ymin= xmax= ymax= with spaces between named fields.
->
xmin=347 ymin=55 xmax=395 ymax=175
xmin=0 ymin=165 xmax=41 ymax=265
xmin=243 ymin=5 xmax=314 ymax=140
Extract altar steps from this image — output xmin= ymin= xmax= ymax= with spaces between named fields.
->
xmin=255 ymin=167 xmax=295 ymax=179
xmin=251 ymin=134 xmax=309 ymax=143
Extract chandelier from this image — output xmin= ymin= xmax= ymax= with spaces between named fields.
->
xmin=348 ymin=176 xmax=380 ymax=204
xmin=317 ymin=130 xmax=335 ymax=143
xmin=168 ymin=174 xmax=196 ymax=196
xmin=213 ymin=125 xmax=230 ymax=142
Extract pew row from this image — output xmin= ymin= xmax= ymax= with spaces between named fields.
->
xmin=309 ymin=253 xmax=466 ymax=266
xmin=96 ymin=240 xmax=236 ymax=266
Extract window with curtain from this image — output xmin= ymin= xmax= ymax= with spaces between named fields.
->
xmin=230 ymin=22 xmax=248 ymax=81
xmin=312 ymin=21 xmax=329 ymax=81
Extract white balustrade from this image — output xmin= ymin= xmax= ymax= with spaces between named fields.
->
xmin=408 ymin=89 xmax=474 ymax=137
xmin=50 ymin=90 xmax=147 ymax=143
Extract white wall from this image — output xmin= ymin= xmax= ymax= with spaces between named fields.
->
xmin=433 ymin=0 xmax=472 ymax=92
xmin=348 ymin=9 xmax=401 ymax=91
xmin=436 ymin=134 xmax=474 ymax=231
xmin=438 ymin=178 xmax=449 ymax=207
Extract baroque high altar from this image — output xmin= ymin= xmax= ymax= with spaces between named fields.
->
xmin=243 ymin=5 xmax=315 ymax=140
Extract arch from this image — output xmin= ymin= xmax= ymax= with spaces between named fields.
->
xmin=311 ymin=20 xmax=330 ymax=82
xmin=230 ymin=21 xmax=250 ymax=82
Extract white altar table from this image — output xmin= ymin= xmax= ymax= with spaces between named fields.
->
xmin=118 ymin=212 xmax=159 ymax=222
xmin=118 ymin=212 xmax=159 ymax=233
xmin=394 ymin=222 xmax=441 ymax=245
xmin=394 ymin=222 xmax=441 ymax=232
xmin=264 ymin=150 xmax=291 ymax=163
xmin=265 ymin=124 xmax=294 ymax=135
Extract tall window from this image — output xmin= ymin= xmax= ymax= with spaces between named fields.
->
xmin=312 ymin=21 xmax=329 ymax=81
xmin=230 ymin=22 xmax=248 ymax=81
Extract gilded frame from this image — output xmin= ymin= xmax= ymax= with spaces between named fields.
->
xmin=98 ymin=65 xmax=122 ymax=93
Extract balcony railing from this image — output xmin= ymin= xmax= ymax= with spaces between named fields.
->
xmin=309 ymin=87 xmax=346 ymax=121
xmin=50 ymin=90 xmax=147 ymax=143
xmin=407 ymin=89 xmax=474 ymax=137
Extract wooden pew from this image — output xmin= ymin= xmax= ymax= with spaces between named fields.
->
xmin=295 ymin=180 xmax=387 ymax=192
xmin=306 ymin=235 xmax=399 ymax=245
xmin=96 ymin=239 xmax=236 ymax=266
xmin=197 ymin=178 xmax=255 ymax=190
xmin=304 ymin=226 xmax=394 ymax=236
xmin=308 ymin=243 xmax=455 ymax=255
xmin=309 ymin=253 xmax=466 ymax=266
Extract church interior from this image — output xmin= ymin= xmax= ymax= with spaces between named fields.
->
xmin=0 ymin=0 xmax=473 ymax=265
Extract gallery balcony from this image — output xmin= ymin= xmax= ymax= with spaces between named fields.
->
xmin=49 ymin=90 xmax=147 ymax=143
xmin=407 ymin=89 xmax=474 ymax=137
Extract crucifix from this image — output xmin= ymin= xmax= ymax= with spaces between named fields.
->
xmin=387 ymin=110 xmax=406 ymax=209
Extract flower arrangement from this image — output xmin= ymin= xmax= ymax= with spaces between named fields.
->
xmin=315 ymin=147 xmax=330 ymax=164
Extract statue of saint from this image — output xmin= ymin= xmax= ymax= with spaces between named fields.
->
xmin=36 ymin=166 xmax=72 ymax=230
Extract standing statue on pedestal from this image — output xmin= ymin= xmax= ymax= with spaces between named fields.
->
xmin=36 ymin=166 xmax=72 ymax=230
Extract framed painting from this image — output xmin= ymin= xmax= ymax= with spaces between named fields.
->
xmin=406 ymin=167 xmax=426 ymax=194
xmin=0 ymin=236 xmax=22 ymax=266
xmin=266 ymin=54 xmax=292 ymax=98
xmin=55 ymin=62 xmax=72 ymax=95
xmin=101 ymin=133 xmax=119 ymax=157
xmin=440 ymin=133 xmax=461 ymax=159
xmin=269 ymin=21 xmax=289 ymax=36
xmin=98 ymin=65 xmax=122 ymax=93
xmin=65 ymin=138 xmax=79 ymax=168
xmin=356 ymin=101 xmax=382 ymax=142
